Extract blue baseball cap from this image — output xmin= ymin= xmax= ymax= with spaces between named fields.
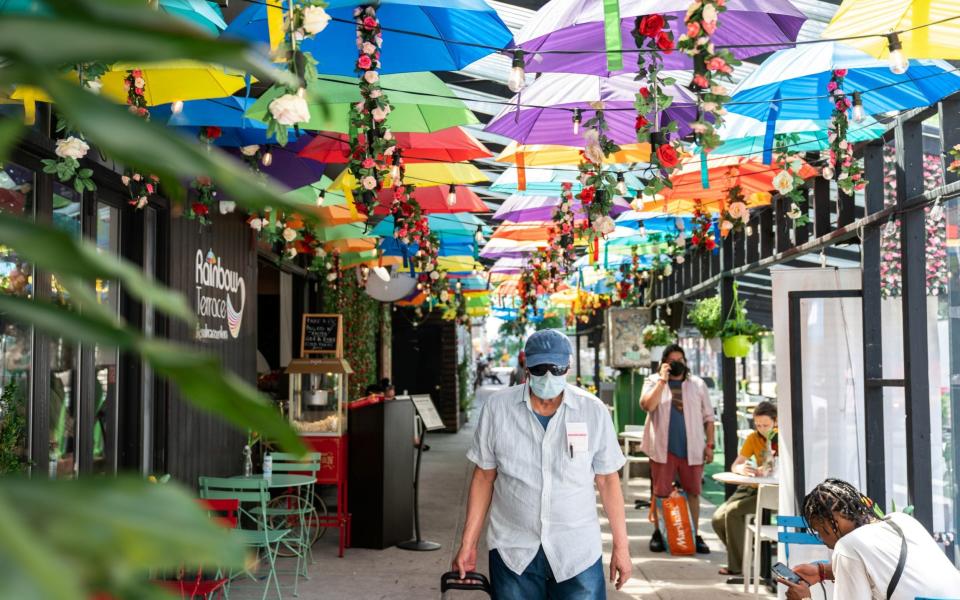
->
xmin=524 ymin=329 xmax=572 ymax=368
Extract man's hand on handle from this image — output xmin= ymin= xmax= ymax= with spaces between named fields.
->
xmin=452 ymin=544 xmax=477 ymax=580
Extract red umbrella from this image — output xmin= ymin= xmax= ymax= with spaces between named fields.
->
xmin=373 ymin=185 xmax=489 ymax=215
xmin=299 ymin=127 xmax=492 ymax=164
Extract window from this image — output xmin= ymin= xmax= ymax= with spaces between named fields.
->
xmin=93 ymin=202 xmax=120 ymax=474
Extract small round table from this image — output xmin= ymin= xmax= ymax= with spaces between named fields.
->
xmin=711 ymin=471 xmax=778 ymax=488
xmin=231 ymin=474 xmax=319 ymax=558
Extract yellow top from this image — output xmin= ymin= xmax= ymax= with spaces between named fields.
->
xmin=739 ymin=429 xmax=776 ymax=464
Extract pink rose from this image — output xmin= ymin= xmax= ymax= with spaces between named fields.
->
xmin=686 ymin=22 xmax=701 ymax=37
xmin=362 ymin=16 xmax=377 ymax=30
xmin=362 ymin=158 xmax=375 ymax=168
xmin=833 ymin=69 xmax=848 ymax=77
xmin=361 ymin=176 xmax=377 ymax=190
xmin=701 ymin=19 xmax=717 ymax=35
xmin=827 ymin=81 xmax=838 ymax=92
xmin=357 ymin=55 xmax=372 ymax=70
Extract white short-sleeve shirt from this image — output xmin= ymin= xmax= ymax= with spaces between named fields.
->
xmin=466 ymin=383 xmax=626 ymax=582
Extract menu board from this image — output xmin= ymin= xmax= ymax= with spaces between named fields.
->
xmin=411 ymin=394 xmax=445 ymax=431
xmin=301 ymin=314 xmax=343 ymax=356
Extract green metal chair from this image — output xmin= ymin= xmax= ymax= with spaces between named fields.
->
xmin=199 ymin=477 xmax=292 ymax=600
xmin=254 ymin=453 xmax=323 ymax=579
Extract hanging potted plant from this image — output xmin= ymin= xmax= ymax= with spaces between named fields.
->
xmin=642 ymin=319 xmax=675 ymax=360
xmin=721 ymin=283 xmax=765 ymax=358
xmin=688 ymin=295 xmax=723 ymax=352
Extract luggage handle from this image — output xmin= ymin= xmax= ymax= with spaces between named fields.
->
xmin=440 ymin=571 xmax=491 ymax=593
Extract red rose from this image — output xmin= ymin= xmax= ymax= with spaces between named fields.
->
xmin=691 ymin=234 xmax=700 ymax=246
xmin=204 ymin=126 xmax=222 ymax=140
xmin=638 ymin=14 xmax=665 ymax=38
xmin=192 ymin=202 xmax=209 ymax=216
xmin=656 ymin=31 xmax=674 ymax=53
xmin=579 ymin=186 xmax=596 ymax=204
xmin=656 ymin=143 xmax=679 ymax=168
xmin=357 ymin=55 xmax=372 ymax=70
xmin=635 ymin=115 xmax=649 ymax=130
xmin=638 ymin=86 xmax=650 ymax=99
xmin=705 ymin=237 xmax=717 ymax=251
xmin=362 ymin=16 xmax=378 ymax=30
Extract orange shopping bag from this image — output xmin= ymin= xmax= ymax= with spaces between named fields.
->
xmin=656 ymin=491 xmax=696 ymax=555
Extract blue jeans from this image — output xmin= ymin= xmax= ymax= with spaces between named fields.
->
xmin=489 ymin=546 xmax=605 ymax=600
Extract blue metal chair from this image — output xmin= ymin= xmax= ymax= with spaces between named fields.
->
xmin=776 ymin=515 xmax=822 ymax=564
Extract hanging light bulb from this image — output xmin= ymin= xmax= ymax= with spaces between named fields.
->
xmin=638 ymin=222 xmax=647 ymax=238
xmin=616 ymin=172 xmax=628 ymax=196
xmin=170 ymin=100 xmax=184 ymax=115
xmin=390 ymin=149 xmax=403 ymax=184
xmin=447 ymin=185 xmax=457 ymax=207
xmin=887 ymin=33 xmax=909 ymax=75
xmin=474 ymin=226 xmax=485 ymax=244
xmin=746 ymin=224 xmax=754 ymax=237
xmin=315 ymin=189 xmax=325 ymax=207
xmin=851 ymin=91 xmax=865 ymax=123
xmin=572 ymin=108 xmax=582 ymax=136
xmin=261 ymin=149 xmax=273 ymax=167
xmin=883 ymin=215 xmax=898 ymax=236
xmin=507 ymin=50 xmax=526 ymax=93
xmin=930 ymin=196 xmax=945 ymax=221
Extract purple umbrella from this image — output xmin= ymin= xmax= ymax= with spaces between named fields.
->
xmin=485 ymin=73 xmax=698 ymax=146
xmin=513 ymin=0 xmax=806 ymax=76
xmin=227 ymin=135 xmax=326 ymax=190
xmin=490 ymin=256 xmax=528 ymax=275
xmin=493 ymin=192 xmax=630 ymax=222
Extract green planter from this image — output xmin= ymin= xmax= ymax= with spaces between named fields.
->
xmin=722 ymin=335 xmax=752 ymax=358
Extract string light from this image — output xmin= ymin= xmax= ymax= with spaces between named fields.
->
xmin=572 ymin=108 xmax=582 ymax=135
xmin=638 ymin=222 xmax=646 ymax=238
xmin=507 ymin=50 xmax=526 ymax=93
xmin=474 ymin=226 xmax=485 ymax=244
xmin=261 ymin=149 xmax=273 ymax=167
xmin=615 ymin=172 xmax=628 ymax=196
xmin=170 ymin=100 xmax=184 ymax=114
xmin=887 ymin=33 xmax=908 ymax=75
xmin=851 ymin=91 xmax=864 ymax=123
xmin=316 ymin=189 xmax=325 ymax=207
xmin=930 ymin=196 xmax=944 ymax=221
xmin=883 ymin=213 xmax=898 ymax=236
xmin=447 ymin=185 xmax=457 ymax=207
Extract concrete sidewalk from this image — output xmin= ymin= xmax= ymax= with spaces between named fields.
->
xmin=230 ymin=385 xmax=774 ymax=599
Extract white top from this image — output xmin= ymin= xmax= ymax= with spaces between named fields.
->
xmin=467 ymin=383 xmax=626 ymax=582
xmin=832 ymin=511 xmax=960 ymax=600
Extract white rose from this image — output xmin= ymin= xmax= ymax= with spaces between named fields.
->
xmin=218 ymin=200 xmax=236 ymax=215
xmin=772 ymin=170 xmax=794 ymax=195
xmin=838 ymin=140 xmax=849 ymax=150
xmin=316 ymin=247 xmax=327 ymax=259
xmin=268 ymin=93 xmax=310 ymax=126
xmin=240 ymin=144 xmax=260 ymax=156
xmin=593 ymin=215 xmax=615 ymax=235
xmin=282 ymin=227 xmax=297 ymax=242
xmin=440 ymin=290 xmax=450 ymax=302
xmin=821 ymin=166 xmax=835 ymax=180
xmin=249 ymin=218 xmax=264 ymax=232
xmin=371 ymin=107 xmax=387 ymax=122
xmin=702 ymin=3 xmax=717 ymax=23
xmin=362 ymin=42 xmax=377 ymax=55
xmin=86 ymin=79 xmax=103 ymax=95
xmin=326 ymin=273 xmax=338 ymax=282
xmin=363 ymin=70 xmax=379 ymax=84
xmin=55 ymin=136 xmax=90 ymax=160
xmin=676 ymin=255 xmax=686 ymax=264
xmin=286 ymin=247 xmax=298 ymax=259
xmin=301 ymin=6 xmax=331 ymax=35
xmin=430 ymin=270 xmax=440 ymax=280
xmin=663 ymin=263 xmax=674 ymax=277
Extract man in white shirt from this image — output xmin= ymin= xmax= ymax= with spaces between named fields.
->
xmin=452 ymin=329 xmax=631 ymax=599
xmin=779 ymin=478 xmax=960 ymax=600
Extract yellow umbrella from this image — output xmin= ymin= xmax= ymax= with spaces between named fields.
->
xmin=822 ymin=0 xmax=960 ymax=60
xmin=401 ymin=162 xmax=488 ymax=187
xmin=438 ymin=256 xmax=476 ymax=272
xmin=495 ymin=141 xmax=651 ymax=166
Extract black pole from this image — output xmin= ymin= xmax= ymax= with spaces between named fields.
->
xmin=720 ymin=238 xmax=738 ymax=499
xmin=398 ymin=425 xmax=440 ymax=551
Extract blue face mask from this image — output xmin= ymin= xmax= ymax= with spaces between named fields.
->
xmin=529 ymin=372 xmax=566 ymax=399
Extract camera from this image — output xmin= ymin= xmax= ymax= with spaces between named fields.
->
xmin=669 ymin=360 xmax=686 ymax=377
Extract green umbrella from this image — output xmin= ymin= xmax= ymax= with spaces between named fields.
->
xmin=314 ymin=221 xmax=373 ymax=243
xmin=247 ymin=73 xmax=479 ymax=133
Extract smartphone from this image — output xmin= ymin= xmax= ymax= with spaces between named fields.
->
xmin=772 ymin=562 xmax=804 ymax=585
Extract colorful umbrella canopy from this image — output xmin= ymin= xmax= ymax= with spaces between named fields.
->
xmin=486 ymin=73 xmax=698 ymax=146
xmin=729 ymin=42 xmax=960 ymax=121
xmin=822 ymin=0 xmax=960 ymax=61
xmin=480 ymin=238 xmax=546 ymax=259
xmin=401 ymin=163 xmax=488 ymax=187
xmin=372 ymin=213 xmax=485 ymax=238
xmin=376 ymin=185 xmax=489 ymax=215
xmin=489 ymin=165 xmax=647 ymax=197
xmin=513 ymin=0 xmax=806 ymax=75
xmin=229 ymin=135 xmax=326 ymax=190
xmin=493 ymin=194 xmax=583 ymax=222
xmin=151 ymin=97 xmax=293 ymax=147
xmin=491 ymin=222 xmax=559 ymax=242
xmin=224 ymin=1 xmax=512 ymax=76
xmin=298 ymin=128 xmax=491 ymax=164
xmin=703 ymin=112 xmax=886 ymax=159
xmin=495 ymin=141 xmax=651 ymax=166
xmin=246 ymin=73 xmax=478 ymax=133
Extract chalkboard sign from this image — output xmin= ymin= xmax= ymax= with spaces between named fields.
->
xmin=301 ymin=313 xmax=343 ymax=357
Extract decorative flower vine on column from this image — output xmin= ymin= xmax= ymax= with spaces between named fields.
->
xmin=616 ymin=245 xmax=646 ymax=307
xmin=41 ymin=63 xmax=104 ymax=194
xmin=772 ymin=133 xmax=811 ymax=225
xmin=719 ymin=185 xmax=748 ymax=237
xmin=578 ymin=110 xmax=620 ymax=238
xmin=690 ymin=202 xmax=717 ymax=253
xmin=631 ymin=13 xmax=683 ymax=198
xmin=825 ymin=69 xmax=866 ymax=194
xmin=122 ymin=69 xmax=161 ymax=209
xmin=549 ymin=181 xmax=579 ymax=272
xmin=348 ymin=4 xmax=397 ymax=217
xmin=677 ymin=0 xmax=738 ymax=152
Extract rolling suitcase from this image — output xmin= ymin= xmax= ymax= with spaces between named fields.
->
xmin=440 ymin=571 xmax=492 ymax=599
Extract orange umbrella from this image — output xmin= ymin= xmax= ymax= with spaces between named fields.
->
xmin=491 ymin=222 xmax=556 ymax=242
xmin=318 ymin=204 xmax=365 ymax=226
xmin=641 ymin=157 xmax=818 ymax=215
xmin=325 ymin=238 xmax=378 ymax=253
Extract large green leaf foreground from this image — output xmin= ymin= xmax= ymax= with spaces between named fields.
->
xmin=0 ymin=477 xmax=249 ymax=600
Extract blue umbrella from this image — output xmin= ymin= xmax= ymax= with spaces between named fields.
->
xmin=224 ymin=0 xmax=512 ymax=76
xmin=729 ymin=42 xmax=960 ymax=122
xmin=614 ymin=211 xmax=692 ymax=234
xmin=1 ymin=0 xmax=226 ymax=33
xmin=490 ymin=166 xmax=649 ymax=197
xmin=371 ymin=212 xmax=485 ymax=239
xmin=152 ymin=97 xmax=295 ymax=147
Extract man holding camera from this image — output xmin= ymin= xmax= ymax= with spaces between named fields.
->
xmin=640 ymin=343 xmax=715 ymax=554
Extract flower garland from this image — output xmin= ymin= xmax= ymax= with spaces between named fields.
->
xmin=412 ymin=231 xmax=446 ymax=305
xmin=388 ymin=160 xmax=442 ymax=297
xmin=825 ymin=69 xmax=866 ymax=194
xmin=631 ymin=14 xmax=683 ymax=198
xmin=348 ymin=5 xmax=396 ymax=217
xmin=312 ymin=248 xmax=341 ymax=298
xmin=124 ymin=69 xmax=149 ymax=120
xmin=616 ymin=245 xmax=646 ymax=307
xmin=42 ymin=136 xmax=94 ymax=194
xmin=719 ymin=185 xmax=748 ymax=238
xmin=677 ymin=0 xmax=738 ymax=152
xmin=771 ymin=133 xmax=811 ymax=225
xmin=690 ymin=202 xmax=717 ymax=253
xmin=550 ymin=182 xmax=579 ymax=271
xmin=121 ymin=69 xmax=161 ymax=209
xmin=122 ymin=172 xmax=159 ymax=210
xmin=578 ymin=110 xmax=620 ymax=237
xmin=187 ymin=176 xmax=216 ymax=225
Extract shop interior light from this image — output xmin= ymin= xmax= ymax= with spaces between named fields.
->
xmin=887 ymin=32 xmax=909 ymax=75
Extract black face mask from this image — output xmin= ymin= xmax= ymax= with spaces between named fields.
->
xmin=669 ymin=360 xmax=687 ymax=377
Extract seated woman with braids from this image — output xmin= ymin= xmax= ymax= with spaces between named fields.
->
xmin=780 ymin=478 xmax=960 ymax=600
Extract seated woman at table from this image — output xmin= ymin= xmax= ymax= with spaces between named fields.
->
xmin=711 ymin=401 xmax=778 ymax=576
